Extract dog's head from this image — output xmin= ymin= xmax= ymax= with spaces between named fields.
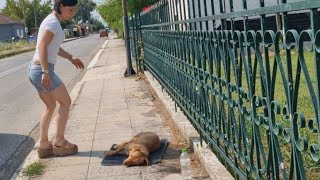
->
xmin=123 ymin=144 xmax=150 ymax=166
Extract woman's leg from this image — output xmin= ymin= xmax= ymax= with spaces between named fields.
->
xmin=50 ymin=83 xmax=76 ymax=149
xmin=38 ymin=92 xmax=56 ymax=150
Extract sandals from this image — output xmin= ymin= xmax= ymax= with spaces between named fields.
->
xmin=53 ymin=139 xmax=78 ymax=156
xmin=37 ymin=144 xmax=54 ymax=158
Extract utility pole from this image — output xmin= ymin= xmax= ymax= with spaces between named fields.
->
xmin=81 ymin=7 xmax=84 ymax=23
xmin=22 ymin=0 xmax=28 ymax=42
xmin=33 ymin=0 xmax=38 ymax=34
xmin=122 ymin=0 xmax=135 ymax=76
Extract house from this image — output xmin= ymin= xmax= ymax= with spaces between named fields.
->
xmin=0 ymin=13 xmax=25 ymax=42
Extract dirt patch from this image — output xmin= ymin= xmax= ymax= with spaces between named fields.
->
xmin=137 ymin=74 xmax=211 ymax=179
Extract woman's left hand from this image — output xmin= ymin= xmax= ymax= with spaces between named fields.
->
xmin=70 ymin=57 xmax=85 ymax=69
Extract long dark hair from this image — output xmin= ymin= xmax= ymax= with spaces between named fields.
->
xmin=54 ymin=0 xmax=78 ymax=14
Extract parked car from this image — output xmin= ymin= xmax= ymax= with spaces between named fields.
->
xmin=99 ymin=29 xmax=108 ymax=38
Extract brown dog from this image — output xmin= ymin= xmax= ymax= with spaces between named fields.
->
xmin=104 ymin=132 xmax=160 ymax=166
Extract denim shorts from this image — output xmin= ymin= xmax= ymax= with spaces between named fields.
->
xmin=27 ymin=63 xmax=62 ymax=92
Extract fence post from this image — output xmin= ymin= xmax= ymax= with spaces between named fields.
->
xmin=122 ymin=0 xmax=136 ymax=77
xmin=137 ymin=13 xmax=144 ymax=72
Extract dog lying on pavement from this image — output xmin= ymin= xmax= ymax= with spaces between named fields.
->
xmin=104 ymin=132 xmax=160 ymax=166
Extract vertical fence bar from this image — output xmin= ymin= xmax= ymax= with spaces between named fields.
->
xmin=240 ymin=0 xmax=251 ymax=179
xmin=168 ymin=0 xmax=174 ymax=30
xmin=177 ymin=0 xmax=182 ymax=30
xmin=310 ymin=0 xmax=320 ymax=134
xmin=197 ymin=0 xmax=202 ymax=31
xmin=191 ymin=0 xmax=196 ymax=30
xmin=181 ymin=0 xmax=187 ymax=30
xmin=219 ymin=0 xmax=227 ymax=30
xmin=174 ymin=0 xmax=179 ymax=30
xmin=211 ymin=0 xmax=215 ymax=30
xmin=203 ymin=0 xmax=208 ymax=30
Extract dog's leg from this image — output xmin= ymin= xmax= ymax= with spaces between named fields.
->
xmin=113 ymin=137 xmax=138 ymax=149
xmin=105 ymin=138 xmax=136 ymax=156
xmin=105 ymin=147 xmax=124 ymax=157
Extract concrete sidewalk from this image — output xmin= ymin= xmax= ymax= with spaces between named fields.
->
xmin=12 ymin=38 xmax=211 ymax=180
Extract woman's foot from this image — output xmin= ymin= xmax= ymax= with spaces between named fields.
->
xmin=37 ymin=141 xmax=54 ymax=158
xmin=38 ymin=141 xmax=53 ymax=150
xmin=52 ymin=139 xmax=78 ymax=156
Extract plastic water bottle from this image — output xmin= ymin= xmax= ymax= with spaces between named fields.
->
xmin=180 ymin=148 xmax=192 ymax=180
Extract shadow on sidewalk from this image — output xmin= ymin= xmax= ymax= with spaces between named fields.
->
xmin=161 ymin=146 xmax=181 ymax=160
xmin=72 ymin=150 xmax=105 ymax=158
xmin=0 ymin=133 xmax=35 ymax=179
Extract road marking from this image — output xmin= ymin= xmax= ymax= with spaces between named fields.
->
xmin=87 ymin=49 xmax=103 ymax=69
xmin=0 ymin=62 xmax=29 ymax=79
xmin=102 ymin=40 xmax=108 ymax=49
xmin=87 ymin=40 xmax=108 ymax=69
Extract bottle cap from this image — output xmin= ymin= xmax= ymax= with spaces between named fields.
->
xmin=181 ymin=148 xmax=187 ymax=152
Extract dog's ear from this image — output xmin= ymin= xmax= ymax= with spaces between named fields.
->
xmin=139 ymin=147 xmax=148 ymax=157
xmin=129 ymin=144 xmax=138 ymax=152
xmin=144 ymin=158 xmax=150 ymax=166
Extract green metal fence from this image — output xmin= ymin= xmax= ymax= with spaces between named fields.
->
xmin=130 ymin=0 xmax=320 ymax=179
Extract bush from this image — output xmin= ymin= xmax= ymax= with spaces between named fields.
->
xmin=22 ymin=162 xmax=45 ymax=178
xmin=98 ymin=0 xmax=157 ymax=39
xmin=0 ymin=40 xmax=35 ymax=53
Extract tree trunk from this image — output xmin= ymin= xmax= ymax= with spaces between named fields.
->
xmin=122 ymin=0 xmax=127 ymax=17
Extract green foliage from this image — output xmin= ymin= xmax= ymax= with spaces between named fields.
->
xmin=98 ymin=0 xmax=158 ymax=38
xmin=127 ymin=0 xmax=158 ymax=13
xmin=91 ymin=18 xmax=105 ymax=31
xmin=1 ymin=0 xmax=52 ymax=33
xmin=22 ymin=162 xmax=45 ymax=178
xmin=0 ymin=0 xmax=24 ymax=20
xmin=74 ymin=0 xmax=96 ymax=23
xmin=0 ymin=40 xmax=35 ymax=53
xmin=98 ymin=0 xmax=123 ymax=37
xmin=1 ymin=0 xmax=97 ymax=34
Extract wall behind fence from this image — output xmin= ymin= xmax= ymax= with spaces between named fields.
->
xmin=130 ymin=0 xmax=320 ymax=179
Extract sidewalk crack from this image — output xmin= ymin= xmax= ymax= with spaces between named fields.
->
xmin=84 ymin=80 xmax=105 ymax=180
xmin=123 ymin=79 xmax=134 ymax=133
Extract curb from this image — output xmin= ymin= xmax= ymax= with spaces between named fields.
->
xmin=144 ymin=71 xmax=234 ymax=180
xmin=10 ymin=80 xmax=86 ymax=180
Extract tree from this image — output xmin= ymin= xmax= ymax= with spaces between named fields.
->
xmin=98 ymin=0 xmax=158 ymax=38
xmin=1 ymin=0 xmax=52 ymax=34
xmin=127 ymin=0 xmax=158 ymax=13
xmin=74 ymin=0 xmax=96 ymax=23
xmin=91 ymin=18 xmax=105 ymax=31
xmin=1 ymin=0 xmax=25 ymax=21
xmin=98 ymin=0 xmax=123 ymax=36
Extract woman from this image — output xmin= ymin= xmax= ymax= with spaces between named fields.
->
xmin=27 ymin=0 xmax=84 ymax=158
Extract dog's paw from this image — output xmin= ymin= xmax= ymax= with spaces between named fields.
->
xmin=104 ymin=150 xmax=113 ymax=156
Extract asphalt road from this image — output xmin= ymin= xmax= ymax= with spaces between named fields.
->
xmin=0 ymin=34 xmax=107 ymax=179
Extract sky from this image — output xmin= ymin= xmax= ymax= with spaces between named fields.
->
xmin=0 ymin=1 xmax=5 ymax=9
xmin=0 ymin=0 xmax=108 ymax=26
